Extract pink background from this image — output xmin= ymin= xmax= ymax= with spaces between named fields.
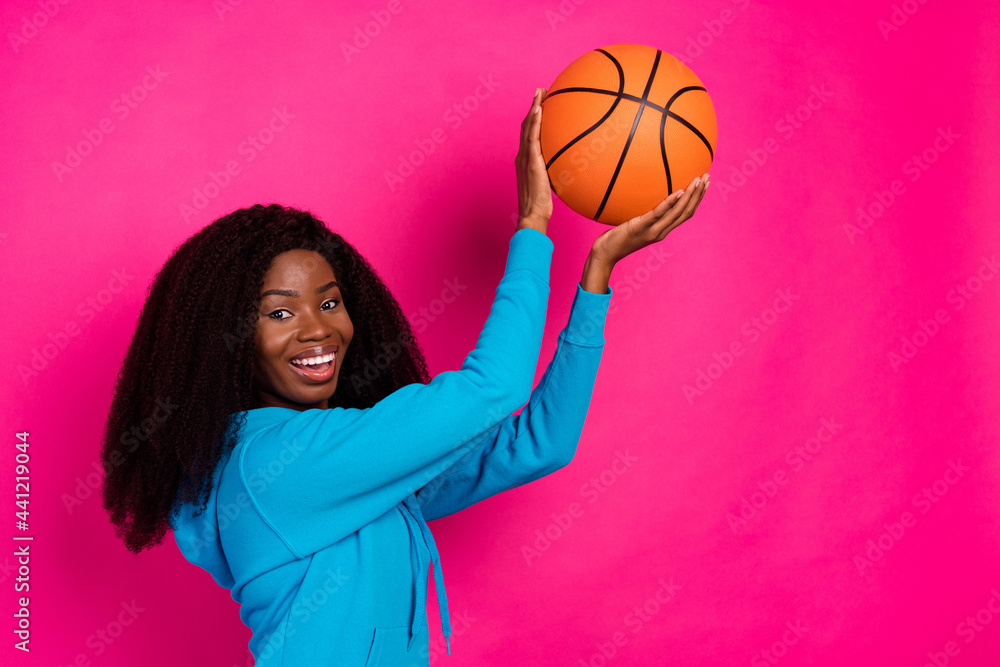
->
xmin=2 ymin=0 xmax=998 ymax=665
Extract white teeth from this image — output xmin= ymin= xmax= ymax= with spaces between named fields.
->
xmin=291 ymin=352 xmax=336 ymax=366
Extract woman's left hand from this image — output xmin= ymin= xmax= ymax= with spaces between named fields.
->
xmin=515 ymin=87 xmax=553 ymax=232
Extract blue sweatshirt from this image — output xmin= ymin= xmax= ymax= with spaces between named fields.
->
xmin=171 ymin=228 xmax=612 ymax=666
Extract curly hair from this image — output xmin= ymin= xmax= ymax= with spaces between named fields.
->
xmin=100 ymin=203 xmax=431 ymax=554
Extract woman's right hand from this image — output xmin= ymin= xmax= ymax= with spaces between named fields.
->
xmin=515 ymin=87 xmax=552 ymax=234
xmin=590 ymin=174 xmax=709 ymax=266
xmin=579 ymin=174 xmax=709 ymax=294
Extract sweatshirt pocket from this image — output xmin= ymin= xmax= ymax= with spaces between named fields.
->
xmin=363 ymin=625 xmax=427 ymax=667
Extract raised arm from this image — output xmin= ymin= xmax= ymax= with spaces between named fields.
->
xmin=414 ymin=168 xmax=713 ymax=521
xmin=415 ymin=280 xmax=612 ymax=521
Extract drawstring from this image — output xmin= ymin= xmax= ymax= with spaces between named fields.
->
xmin=399 ymin=495 xmax=452 ymax=655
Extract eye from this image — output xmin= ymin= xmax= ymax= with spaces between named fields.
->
xmin=266 ymin=299 xmax=340 ymax=321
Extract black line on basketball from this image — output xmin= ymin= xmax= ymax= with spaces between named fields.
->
xmin=594 ymin=49 xmax=662 ymax=221
xmin=663 ymin=87 xmax=712 ymax=159
xmin=666 ymin=111 xmax=715 ymax=162
xmin=664 ymin=86 xmax=706 ymax=110
xmin=544 ymin=49 xmax=626 ymax=171
xmin=544 ymin=86 xmax=706 ymax=116
xmin=657 ymin=85 xmax=713 ymax=191
xmin=546 ymin=88 xmax=657 ymax=110
xmin=659 ymin=112 xmax=673 ymax=194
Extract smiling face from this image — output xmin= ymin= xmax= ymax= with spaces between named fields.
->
xmin=251 ymin=249 xmax=354 ymax=411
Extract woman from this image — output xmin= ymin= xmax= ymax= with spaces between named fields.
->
xmin=100 ymin=87 xmax=708 ymax=666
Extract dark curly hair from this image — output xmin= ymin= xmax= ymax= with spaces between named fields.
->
xmin=100 ymin=203 xmax=431 ymax=554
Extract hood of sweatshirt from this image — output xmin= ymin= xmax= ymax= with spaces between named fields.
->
xmin=171 ymin=467 xmax=236 ymax=591
xmin=170 ymin=419 xmax=238 ymax=591
xmin=169 ymin=412 xmax=452 ymax=654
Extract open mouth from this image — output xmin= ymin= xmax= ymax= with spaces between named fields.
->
xmin=289 ymin=354 xmax=336 ymax=382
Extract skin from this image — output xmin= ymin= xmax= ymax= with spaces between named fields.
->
xmin=251 ymin=249 xmax=353 ymax=411
xmin=251 ymin=88 xmax=709 ymax=412
xmin=514 ymin=87 xmax=709 ymax=294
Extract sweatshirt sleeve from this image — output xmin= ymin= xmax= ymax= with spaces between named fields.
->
xmin=239 ymin=228 xmax=553 ymax=558
xmin=414 ymin=282 xmax=612 ymax=521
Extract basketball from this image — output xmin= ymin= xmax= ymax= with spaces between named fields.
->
xmin=539 ymin=44 xmax=718 ymax=225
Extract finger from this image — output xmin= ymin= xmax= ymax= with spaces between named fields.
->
xmin=638 ymin=188 xmax=685 ymax=226
xmin=521 ymin=88 xmax=541 ymax=147
xmin=528 ymin=96 xmax=543 ymax=158
xmin=664 ymin=177 xmax=706 ymax=232
xmin=679 ymin=175 xmax=708 ymax=220
xmin=655 ymin=187 xmax=692 ymax=224
xmin=650 ymin=182 xmax=700 ymax=232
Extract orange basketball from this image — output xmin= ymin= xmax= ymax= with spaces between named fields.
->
xmin=540 ymin=44 xmax=718 ymax=225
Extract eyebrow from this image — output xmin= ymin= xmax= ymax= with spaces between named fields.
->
xmin=261 ymin=281 xmax=340 ymax=298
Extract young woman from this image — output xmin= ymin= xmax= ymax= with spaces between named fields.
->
xmin=100 ymin=87 xmax=708 ymax=666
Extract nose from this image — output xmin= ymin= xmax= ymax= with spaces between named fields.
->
xmin=296 ymin=307 xmax=336 ymax=341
